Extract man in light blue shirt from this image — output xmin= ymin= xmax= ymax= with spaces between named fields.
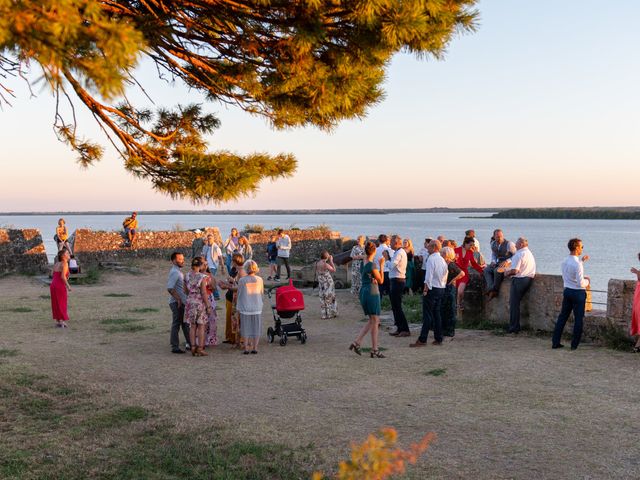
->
xmin=552 ymin=238 xmax=590 ymax=350
xmin=167 ymin=252 xmax=190 ymax=353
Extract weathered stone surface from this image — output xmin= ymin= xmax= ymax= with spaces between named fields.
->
xmin=74 ymin=228 xmax=220 ymax=265
xmin=241 ymin=229 xmax=344 ymax=264
xmin=464 ymin=272 xmax=633 ymax=341
xmin=0 ymin=229 xmax=48 ymax=274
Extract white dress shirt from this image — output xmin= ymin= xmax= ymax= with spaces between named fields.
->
xmin=424 ymin=253 xmax=448 ymax=289
xmin=416 ymin=247 xmax=429 ymax=270
xmin=389 ymin=248 xmax=407 ymax=279
xmin=276 ymin=235 xmax=291 ymax=258
xmin=374 ymin=244 xmax=393 ymax=273
xmin=561 ymin=255 xmax=589 ymax=289
xmin=510 ymin=247 xmax=536 ymax=278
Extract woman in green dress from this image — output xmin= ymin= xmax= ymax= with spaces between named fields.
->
xmin=349 ymin=241 xmax=386 ymax=358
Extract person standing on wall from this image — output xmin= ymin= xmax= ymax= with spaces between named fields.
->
xmin=552 ymin=238 xmax=590 ymax=350
xmin=167 ymin=252 xmax=190 ymax=353
xmin=274 ymin=229 xmax=292 ymax=281
xmin=504 ymin=237 xmax=536 ymax=334
xmin=388 ymin=235 xmax=410 ymax=337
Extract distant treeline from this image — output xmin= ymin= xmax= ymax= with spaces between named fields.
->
xmin=493 ymin=208 xmax=640 ymax=220
xmin=0 ymin=208 xmax=498 ymax=216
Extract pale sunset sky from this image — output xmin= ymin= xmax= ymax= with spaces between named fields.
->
xmin=1 ymin=0 xmax=639 ymax=211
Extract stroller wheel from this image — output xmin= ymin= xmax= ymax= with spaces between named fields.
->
xmin=300 ymin=332 xmax=307 ymax=344
xmin=267 ymin=327 xmax=275 ymax=344
xmin=280 ymin=333 xmax=288 ymax=346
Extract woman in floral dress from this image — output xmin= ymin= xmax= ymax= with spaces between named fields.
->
xmin=184 ymin=257 xmax=212 ymax=356
xmin=350 ymin=235 xmax=366 ymax=295
xmin=316 ymin=250 xmax=337 ymax=319
xmin=203 ymin=258 xmax=218 ymax=347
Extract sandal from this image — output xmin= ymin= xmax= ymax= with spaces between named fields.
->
xmin=349 ymin=342 xmax=362 ymax=356
xmin=370 ymin=349 xmax=386 ymax=358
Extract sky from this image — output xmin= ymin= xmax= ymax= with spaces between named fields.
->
xmin=1 ymin=0 xmax=640 ymax=212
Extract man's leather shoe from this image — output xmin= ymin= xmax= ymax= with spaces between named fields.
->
xmin=389 ymin=331 xmax=400 ymax=336
xmin=552 ymin=344 xmax=564 ymax=349
xmin=396 ymin=331 xmax=411 ymax=337
xmin=409 ymin=340 xmax=427 ymax=348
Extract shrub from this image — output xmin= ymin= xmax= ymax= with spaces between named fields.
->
xmin=244 ymin=224 xmax=265 ymax=233
xmin=313 ymin=427 xmax=435 ymax=480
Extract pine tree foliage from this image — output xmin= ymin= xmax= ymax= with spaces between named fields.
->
xmin=0 ymin=0 xmax=478 ymax=202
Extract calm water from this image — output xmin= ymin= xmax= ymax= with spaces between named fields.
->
xmin=2 ymin=213 xmax=638 ymax=304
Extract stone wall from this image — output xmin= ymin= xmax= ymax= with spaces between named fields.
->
xmin=74 ymin=228 xmax=221 ymax=265
xmin=0 ymin=229 xmax=48 ymax=275
xmin=242 ymin=229 xmax=345 ymax=264
xmin=606 ymin=279 xmax=637 ymax=333
xmin=464 ymin=273 xmax=612 ymax=341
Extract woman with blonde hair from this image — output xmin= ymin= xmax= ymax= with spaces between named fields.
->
xmin=441 ymin=246 xmax=465 ymax=338
xmin=237 ymin=260 xmax=264 ymax=354
xmin=223 ymin=227 xmax=241 ymax=272
xmin=238 ymin=236 xmax=253 ymax=261
xmin=403 ymin=238 xmax=415 ymax=294
xmin=349 ymin=235 xmax=367 ymax=295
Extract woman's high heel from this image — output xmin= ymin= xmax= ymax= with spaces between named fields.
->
xmin=370 ymin=349 xmax=386 ymax=358
xmin=349 ymin=342 xmax=362 ymax=356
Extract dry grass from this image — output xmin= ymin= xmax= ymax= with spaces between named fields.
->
xmin=1 ymin=259 xmax=640 ymax=479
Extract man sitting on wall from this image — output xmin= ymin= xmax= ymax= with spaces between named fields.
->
xmin=122 ymin=212 xmax=138 ymax=248
xmin=484 ymin=229 xmax=516 ymax=298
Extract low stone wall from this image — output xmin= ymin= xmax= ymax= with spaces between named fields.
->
xmin=0 ymin=229 xmax=48 ymax=275
xmin=607 ymin=279 xmax=637 ymax=333
xmin=464 ymin=273 xmax=613 ymax=341
xmin=242 ymin=229 xmax=345 ymax=264
xmin=74 ymin=228 xmax=221 ymax=265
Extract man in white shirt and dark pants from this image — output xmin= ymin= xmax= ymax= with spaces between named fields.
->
xmin=411 ymin=240 xmax=448 ymax=347
xmin=552 ymin=238 xmax=590 ymax=350
xmin=275 ymin=229 xmax=292 ymax=281
xmin=388 ymin=235 xmax=410 ymax=336
xmin=505 ymin=237 xmax=536 ymax=334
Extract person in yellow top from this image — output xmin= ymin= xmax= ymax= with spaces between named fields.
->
xmin=122 ymin=212 xmax=139 ymax=247
xmin=55 ymin=218 xmax=71 ymax=253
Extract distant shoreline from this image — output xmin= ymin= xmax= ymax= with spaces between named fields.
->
xmin=0 ymin=208 xmax=499 ymax=216
xmin=2 ymin=207 xmax=640 ymax=219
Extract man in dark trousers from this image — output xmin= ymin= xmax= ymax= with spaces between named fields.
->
xmin=552 ymin=238 xmax=590 ymax=350
xmin=167 ymin=252 xmax=190 ymax=353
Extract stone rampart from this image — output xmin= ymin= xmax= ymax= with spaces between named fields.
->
xmin=0 ymin=229 xmax=49 ymax=275
xmin=606 ymin=279 xmax=637 ymax=333
xmin=464 ymin=273 xmax=613 ymax=341
xmin=241 ymin=229 xmax=345 ymax=264
xmin=74 ymin=228 xmax=221 ymax=265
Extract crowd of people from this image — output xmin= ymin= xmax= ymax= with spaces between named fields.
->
xmin=47 ymin=219 xmax=640 ymax=357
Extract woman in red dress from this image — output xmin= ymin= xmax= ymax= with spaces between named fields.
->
xmin=630 ymin=252 xmax=640 ymax=352
xmin=454 ymin=236 xmax=484 ymax=310
xmin=50 ymin=249 xmax=72 ymax=328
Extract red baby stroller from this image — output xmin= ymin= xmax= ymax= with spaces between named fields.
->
xmin=267 ymin=279 xmax=307 ymax=346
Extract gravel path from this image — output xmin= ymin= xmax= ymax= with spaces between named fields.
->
xmin=1 ymin=263 xmax=639 ymax=479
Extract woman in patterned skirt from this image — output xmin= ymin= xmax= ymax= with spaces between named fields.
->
xmin=349 ymin=241 xmax=386 ymax=358
xmin=631 ymin=252 xmax=640 ymax=352
xmin=316 ymin=250 xmax=337 ymax=319
xmin=184 ymin=257 xmax=212 ymax=356
xmin=350 ymin=236 xmax=367 ymax=295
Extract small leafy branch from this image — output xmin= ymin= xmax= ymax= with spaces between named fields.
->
xmin=313 ymin=427 xmax=435 ymax=480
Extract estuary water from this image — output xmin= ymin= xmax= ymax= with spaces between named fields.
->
xmin=2 ymin=212 xmax=638 ymax=305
